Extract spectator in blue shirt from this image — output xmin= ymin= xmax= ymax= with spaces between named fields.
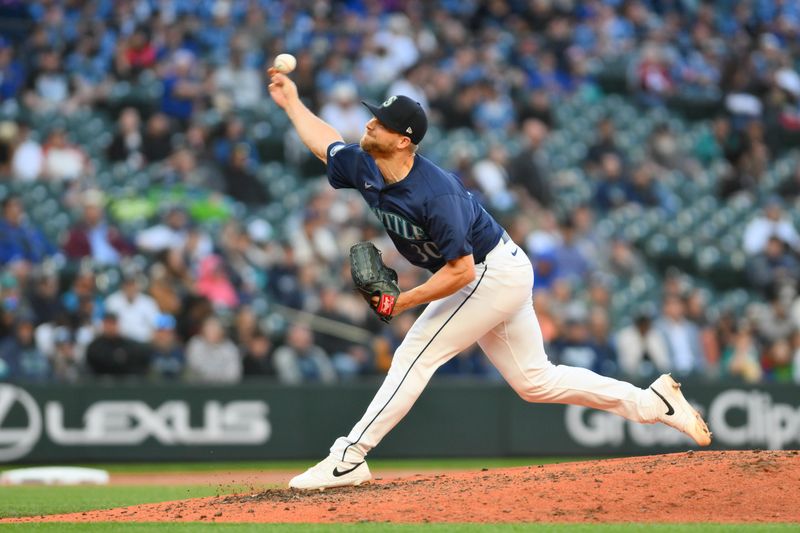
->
xmin=0 ymin=41 xmax=25 ymax=101
xmin=0 ymin=196 xmax=57 ymax=266
xmin=212 ymin=116 xmax=257 ymax=167
xmin=197 ymin=1 xmax=234 ymax=64
xmin=149 ymin=313 xmax=185 ymax=380
xmin=627 ymin=161 xmax=678 ymax=214
xmin=551 ymin=304 xmax=610 ymax=374
xmin=160 ymin=50 xmax=205 ymax=126
xmin=0 ymin=311 xmax=50 ymax=382
xmin=593 ymin=152 xmax=633 ymax=211
xmin=473 ymin=82 xmax=517 ymax=134
xmin=530 ymin=248 xmax=558 ymax=293
xmin=553 ymin=218 xmax=592 ymax=283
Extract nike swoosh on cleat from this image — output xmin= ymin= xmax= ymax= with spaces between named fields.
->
xmin=332 ymin=462 xmax=364 ymax=477
xmin=650 ymin=387 xmax=675 ymax=416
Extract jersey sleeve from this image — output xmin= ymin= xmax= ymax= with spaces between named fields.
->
xmin=325 ymin=142 xmax=361 ymax=189
xmin=425 ymin=194 xmax=475 ymax=261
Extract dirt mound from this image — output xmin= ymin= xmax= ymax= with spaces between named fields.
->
xmin=6 ymin=450 xmax=800 ymax=523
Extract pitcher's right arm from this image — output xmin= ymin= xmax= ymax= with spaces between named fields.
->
xmin=268 ymin=69 xmax=343 ymax=163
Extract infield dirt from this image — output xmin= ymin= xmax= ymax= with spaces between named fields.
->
xmin=5 ymin=450 xmax=799 ymax=523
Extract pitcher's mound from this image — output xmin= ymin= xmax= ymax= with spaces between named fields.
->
xmin=8 ymin=450 xmax=800 ymax=523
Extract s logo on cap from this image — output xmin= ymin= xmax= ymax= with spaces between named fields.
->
xmin=382 ymin=96 xmax=397 ymax=107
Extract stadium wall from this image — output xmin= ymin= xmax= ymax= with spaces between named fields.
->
xmin=0 ymin=382 xmax=797 ymax=463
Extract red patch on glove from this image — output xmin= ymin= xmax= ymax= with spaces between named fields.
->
xmin=377 ymin=293 xmax=396 ymax=316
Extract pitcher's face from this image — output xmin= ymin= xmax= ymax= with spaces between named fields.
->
xmin=360 ymin=118 xmax=402 ymax=156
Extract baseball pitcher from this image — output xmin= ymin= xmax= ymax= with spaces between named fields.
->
xmin=267 ymin=67 xmax=711 ymax=491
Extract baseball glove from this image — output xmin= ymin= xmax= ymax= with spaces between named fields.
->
xmin=349 ymin=242 xmax=400 ymax=323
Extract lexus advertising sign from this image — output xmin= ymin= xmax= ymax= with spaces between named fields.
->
xmin=0 ymin=383 xmax=272 ymax=462
xmin=0 ymin=382 xmax=797 ymax=463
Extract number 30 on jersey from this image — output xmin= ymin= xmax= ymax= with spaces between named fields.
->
xmin=409 ymin=241 xmax=442 ymax=263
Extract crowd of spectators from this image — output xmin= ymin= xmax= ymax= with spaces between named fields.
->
xmin=0 ymin=0 xmax=800 ymax=386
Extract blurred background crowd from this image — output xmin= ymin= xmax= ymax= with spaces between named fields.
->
xmin=0 ymin=0 xmax=799 ymax=386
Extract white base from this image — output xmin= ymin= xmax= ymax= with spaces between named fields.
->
xmin=0 ymin=466 xmax=110 ymax=485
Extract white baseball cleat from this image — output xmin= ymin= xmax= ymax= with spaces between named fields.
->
xmin=288 ymin=455 xmax=372 ymax=490
xmin=649 ymin=374 xmax=712 ymax=446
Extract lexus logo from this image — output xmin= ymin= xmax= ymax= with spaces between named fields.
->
xmin=0 ymin=385 xmax=42 ymax=461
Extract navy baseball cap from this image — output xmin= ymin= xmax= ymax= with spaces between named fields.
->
xmin=362 ymin=95 xmax=428 ymax=145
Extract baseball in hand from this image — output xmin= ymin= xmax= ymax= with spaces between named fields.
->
xmin=273 ymin=53 xmax=297 ymax=74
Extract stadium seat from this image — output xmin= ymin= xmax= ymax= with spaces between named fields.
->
xmin=595 ymin=57 xmax=630 ymax=94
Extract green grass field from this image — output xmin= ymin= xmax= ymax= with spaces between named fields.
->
xmin=16 ymin=456 xmax=599 ymax=473
xmin=0 ymin=524 xmax=796 ymax=532
xmin=0 ymin=458 xmax=794 ymax=532
xmin=0 ymin=485 xmax=237 ymax=519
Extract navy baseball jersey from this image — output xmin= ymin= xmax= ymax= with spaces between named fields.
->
xmin=326 ymin=142 xmax=504 ymax=272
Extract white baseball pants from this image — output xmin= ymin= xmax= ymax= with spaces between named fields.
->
xmin=331 ymin=238 xmax=660 ymax=463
